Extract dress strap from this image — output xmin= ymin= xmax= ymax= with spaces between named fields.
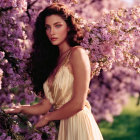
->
xmin=63 ymin=46 xmax=86 ymax=65
xmin=63 ymin=48 xmax=73 ymax=65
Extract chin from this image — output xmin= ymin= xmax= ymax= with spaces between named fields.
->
xmin=50 ymin=39 xmax=64 ymax=46
xmin=51 ymin=41 xmax=62 ymax=46
xmin=51 ymin=42 xmax=59 ymax=46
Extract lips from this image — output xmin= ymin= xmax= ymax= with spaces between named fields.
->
xmin=51 ymin=37 xmax=58 ymax=41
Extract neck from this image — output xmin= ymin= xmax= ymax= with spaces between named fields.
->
xmin=58 ymin=41 xmax=71 ymax=56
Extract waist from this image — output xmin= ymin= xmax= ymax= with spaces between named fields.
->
xmin=53 ymin=100 xmax=91 ymax=111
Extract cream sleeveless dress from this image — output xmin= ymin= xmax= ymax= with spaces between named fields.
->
xmin=43 ymin=47 xmax=104 ymax=140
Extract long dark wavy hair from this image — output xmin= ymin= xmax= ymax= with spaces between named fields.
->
xmin=26 ymin=3 xmax=84 ymax=98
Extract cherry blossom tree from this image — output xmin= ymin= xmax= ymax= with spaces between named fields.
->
xmin=0 ymin=0 xmax=140 ymax=139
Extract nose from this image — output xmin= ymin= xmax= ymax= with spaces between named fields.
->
xmin=50 ymin=27 xmax=55 ymax=36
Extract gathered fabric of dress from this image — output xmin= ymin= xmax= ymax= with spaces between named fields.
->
xmin=43 ymin=47 xmax=104 ymax=140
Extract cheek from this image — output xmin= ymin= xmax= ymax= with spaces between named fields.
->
xmin=58 ymin=27 xmax=68 ymax=38
xmin=46 ymin=30 xmax=49 ymax=37
xmin=46 ymin=31 xmax=51 ymax=40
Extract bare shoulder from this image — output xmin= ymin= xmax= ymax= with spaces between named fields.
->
xmin=70 ymin=46 xmax=89 ymax=62
xmin=70 ymin=46 xmax=90 ymax=70
xmin=71 ymin=46 xmax=86 ymax=53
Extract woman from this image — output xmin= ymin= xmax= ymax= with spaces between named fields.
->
xmin=5 ymin=3 xmax=103 ymax=140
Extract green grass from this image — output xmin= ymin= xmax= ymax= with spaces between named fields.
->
xmin=99 ymin=96 xmax=140 ymax=140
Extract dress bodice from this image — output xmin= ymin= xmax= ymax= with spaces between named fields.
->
xmin=43 ymin=48 xmax=74 ymax=110
xmin=43 ymin=47 xmax=104 ymax=140
xmin=43 ymin=46 xmax=91 ymax=110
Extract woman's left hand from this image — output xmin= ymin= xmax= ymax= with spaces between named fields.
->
xmin=35 ymin=115 xmax=50 ymax=128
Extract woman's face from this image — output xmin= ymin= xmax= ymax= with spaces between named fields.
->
xmin=45 ymin=14 xmax=69 ymax=46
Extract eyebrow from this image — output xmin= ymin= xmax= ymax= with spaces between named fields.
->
xmin=45 ymin=22 xmax=62 ymax=26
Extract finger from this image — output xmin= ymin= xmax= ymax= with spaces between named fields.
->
xmin=35 ymin=121 xmax=45 ymax=128
xmin=34 ymin=123 xmax=40 ymax=129
xmin=4 ymin=109 xmax=12 ymax=113
xmin=4 ymin=109 xmax=18 ymax=114
xmin=4 ymin=110 xmax=14 ymax=114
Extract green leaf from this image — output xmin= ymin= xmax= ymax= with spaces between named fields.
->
xmin=10 ymin=87 xmax=19 ymax=94
xmin=30 ymin=97 xmax=40 ymax=105
xmin=20 ymin=99 xmax=25 ymax=105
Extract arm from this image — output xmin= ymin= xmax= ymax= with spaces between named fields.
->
xmin=5 ymin=98 xmax=52 ymax=115
xmin=21 ymin=98 xmax=52 ymax=115
xmin=46 ymin=46 xmax=91 ymax=120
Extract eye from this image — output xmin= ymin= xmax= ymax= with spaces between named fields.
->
xmin=55 ymin=24 xmax=62 ymax=28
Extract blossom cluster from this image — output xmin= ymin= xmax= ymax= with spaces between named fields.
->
xmin=0 ymin=109 xmax=58 ymax=140
xmin=88 ymin=64 xmax=140 ymax=122
xmin=67 ymin=0 xmax=128 ymax=23
xmin=0 ymin=0 xmax=39 ymax=107
xmin=81 ymin=6 xmax=140 ymax=77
